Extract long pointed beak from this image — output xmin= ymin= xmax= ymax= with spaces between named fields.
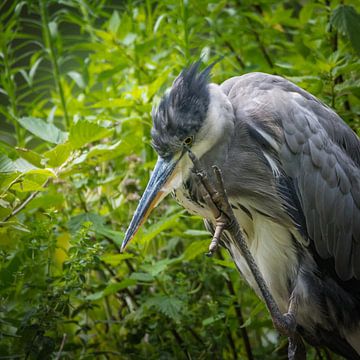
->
xmin=121 ymin=156 xmax=179 ymax=251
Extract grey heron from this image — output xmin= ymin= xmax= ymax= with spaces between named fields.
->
xmin=122 ymin=62 xmax=360 ymax=359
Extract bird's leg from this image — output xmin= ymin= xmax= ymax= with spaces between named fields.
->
xmin=187 ymin=149 xmax=306 ymax=360
xmin=206 ymin=212 xmax=227 ymax=257
xmin=187 ymin=149 xmax=229 ymax=256
xmin=282 ymin=293 xmax=306 ymax=360
xmin=195 ymin=173 xmax=227 ymax=256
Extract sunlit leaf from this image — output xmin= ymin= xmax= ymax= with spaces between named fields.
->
xmin=15 ymin=147 xmax=44 ymax=168
xmin=90 ymin=98 xmax=134 ymax=109
xmin=101 ymin=253 xmax=134 ymax=266
xmin=0 ymin=154 xmax=16 ymax=173
xmin=182 ymin=239 xmax=210 ymax=261
xmin=17 ymin=117 xmax=68 ymax=144
xmin=67 ymin=71 xmax=85 ymax=89
xmin=44 ymin=142 xmax=72 ymax=167
xmin=108 ymin=10 xmax=120 ymax=34
xmin=9 ymin=169 xmax=55 ymax=192
xmin=13 ymin=158 xmax=38 ymax=172
xmin=69 ymin=120 xmax=113 ymax=149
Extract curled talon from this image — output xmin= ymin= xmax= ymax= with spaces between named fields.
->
xmin=207 ymin=237 xmax=219 ymax=256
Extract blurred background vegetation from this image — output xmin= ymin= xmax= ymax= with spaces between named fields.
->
xmin=0 ymin=0 xmax=359 ymax=359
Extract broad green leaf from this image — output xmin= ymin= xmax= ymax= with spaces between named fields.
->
xmin=17 ymin=117 xmax=68 ymax=144
xmin=86 ymin=279 xmax=137 ymax=301
xmin=212 ymin=258 xmax=236 ymax=269
xmin=182 ymin=239 xmax=210 ymax=261
xmin=101 ymin=253 xmax=134 ymax=266
xmin=27 ymin=192 xmax=65 ymax=211
xmin=97 ymin=64 xmax=127 ymax=81
xmin=13 ymin=158 xmax=37 ymax=172
xmin=68 ymin=212 xmax=105 ymax=233
xmin=202 ymin=313 xmax=226 ymax=326
xmin=96 ymin=227 xmax=124 ymax=245
xmin=331 ymin=5 xmax=360 ymax=54
xmin=90 ymin=98 xmax=134 ymax=109
xmin=136 ymin=210 xmax=185 ymax=246
xmin=26 ymin=168 xmax=56 ymax=177
xmin=184 ymin=229 xmax=209 ymax=237
xmin=0 ymin=154 xmax=16 ymax=173
xmin=11 ymin=170 xmax=54 ymax=192
xmin=69 ymin=120 xmax=113 ymax=149
xmin=141 ymin=258 xmax=178 ymax=277
xmin=109 ymin=10 xmax=120 ymax=34
xmin=15 ymin=148 xmax=44 ymax=168
xmin=144 ymin=295 xmax=184 ymax=322
xmin=71 ymin=141 xmax=123 ymax=165
xmin=0 ymin=255 xmax=22 ymax=289
xmin=129 ymin=272 xmax=154 ymax=282
xmin=44 ymin=142 xmax=72 ymax=167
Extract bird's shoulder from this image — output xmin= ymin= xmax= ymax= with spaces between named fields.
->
xmin=221 ymin=72 xmax=360 ymax=282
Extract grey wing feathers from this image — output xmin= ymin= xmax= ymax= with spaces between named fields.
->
xmin=222 ymin=73 xmax=360 ymax=281
xmin=280 ymin=97 xmax=360 ymax=281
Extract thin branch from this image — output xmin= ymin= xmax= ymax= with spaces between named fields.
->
xmin=249 ymin=4 xmax=274 ymax=69
xmin=39 ymin=0 xmax=70 ymax=127
xmin=2 ymin=154 xmax=74 ymax=222
xmin=2 ymin=178 xmax=51 ymax=222
xmin=55 ymin=333 xmax=67 ymax=360
xmin=226 ymin=328 xmax=238 ymax=360
xmin=171 ymin=329 xmax=192 ymax=360
xmin=219 ymin=252 xmax=254 ymax=360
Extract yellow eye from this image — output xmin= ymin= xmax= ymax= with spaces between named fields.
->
xmin=183 ymin=136 xmax=193 ymax=146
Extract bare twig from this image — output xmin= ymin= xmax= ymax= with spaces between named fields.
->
xmin=2 ymin=178 xmax=50 ymax=222
xmin=219 ymin=252 xmax=254 ymax=360
xmin=2 ymin=153 xmax=75 ymax=223
xmin=171 ymin=329 xmax=192 ymax=360
xmin=55 ymin=333 xmax=67 ymax=360
xmin=249 ymin=5 xmax=274 ymax=70
xmin=226 ymin=328 xmax=238 ymax=360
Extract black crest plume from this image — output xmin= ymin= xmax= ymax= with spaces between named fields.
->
xmin=151 ymin=61 xmax=213 ymax=158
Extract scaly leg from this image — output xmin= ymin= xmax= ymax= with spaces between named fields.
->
xmin=187 ymin=149 xmax=306 ymax=360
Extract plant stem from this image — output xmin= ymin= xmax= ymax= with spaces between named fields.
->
xmin=1 ymin=30 xmax=24 ymax=146
xmin=2 ymin=178 xmax=51 ymax=222
xmin=248 ymin=5 xmax=274 ymax=70
xmin=181 ymin=0 xmax=190 ymax=60
xmin=217 ymin=251 xmax=253 ymax=359
xmin=55 ymin=334 xmax=67 ymax=360
xmin=226 ymin=328 xmax=238 ymax=360
xmin=171 ymin=329 xmax=192 ymax=360
xmin=39 ymin=0 xmax=70 ymax=127
xmin=223 ymin=266 xmax=254 ymax=360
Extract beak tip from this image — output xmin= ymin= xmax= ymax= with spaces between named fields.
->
xmin=120 ymin=235 xmax=129 ymax=252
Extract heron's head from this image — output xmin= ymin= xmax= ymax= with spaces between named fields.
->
xmin=121 ymin=62 xmax=233 ymax=250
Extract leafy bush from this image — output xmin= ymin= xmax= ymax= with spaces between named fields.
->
xmin=0 ymin=0 xmax=359 ymax=359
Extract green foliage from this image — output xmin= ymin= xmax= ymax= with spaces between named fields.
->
xmin=0 ymin=0 xmax=359 ymax=359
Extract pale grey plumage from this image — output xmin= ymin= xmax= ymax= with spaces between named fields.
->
xmin=123 ymin=63 xmax=360 ymax=359
xmin=221 ymin=72 xmax=360 ymax=281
